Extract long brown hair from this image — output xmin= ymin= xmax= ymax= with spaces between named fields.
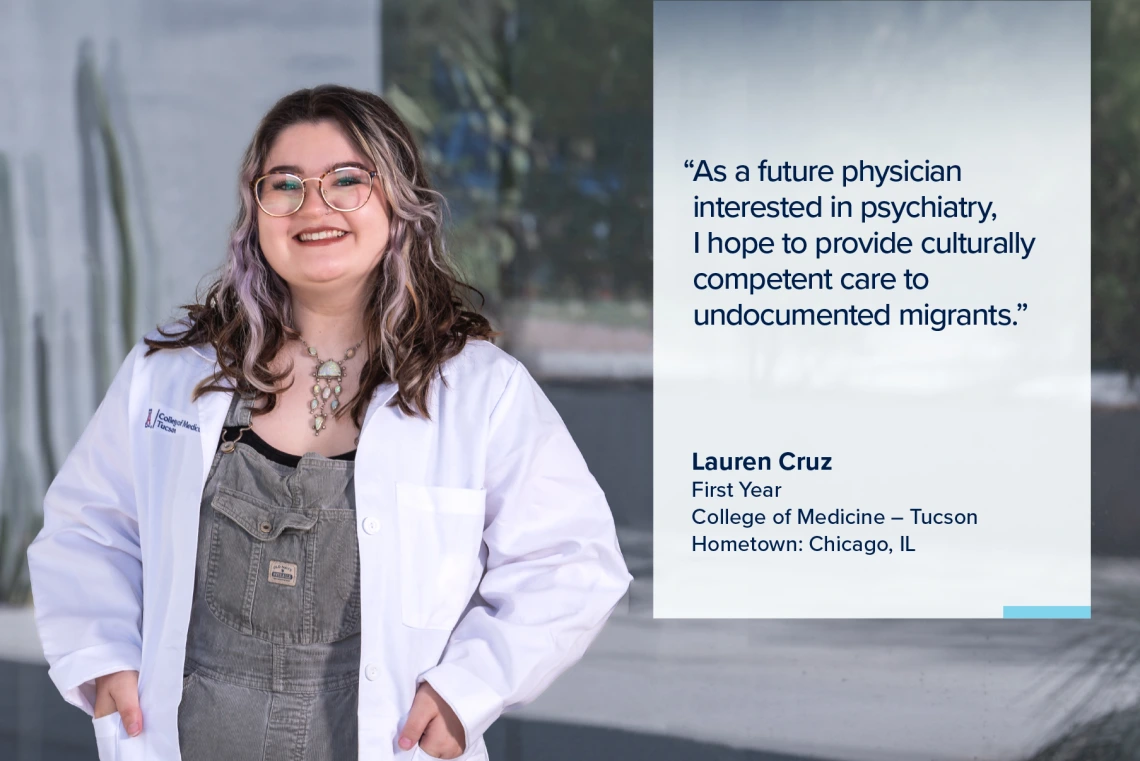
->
xmin=145 ymin=84 xmax=495 ymax=421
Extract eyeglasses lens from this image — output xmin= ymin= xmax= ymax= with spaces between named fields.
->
xmin=256 ymin=168 xmax=373 ymax=215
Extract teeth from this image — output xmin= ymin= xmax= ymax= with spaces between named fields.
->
xmin=297 ymin=230 xmax=347 ymax=242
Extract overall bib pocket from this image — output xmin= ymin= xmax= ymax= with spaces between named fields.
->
xmin=205 ymin=486 xmax=360 ymax=643
xmin=396 ymin=482 xmax=486 ymax=630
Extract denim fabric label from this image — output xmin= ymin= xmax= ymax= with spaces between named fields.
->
xmin=268 ymin=561 xmax=297 ymax=587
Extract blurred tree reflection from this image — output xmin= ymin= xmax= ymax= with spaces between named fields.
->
xmin=1093 ymin=0 xmax=1140 ymax=377
xmin=382 ymin=0 xmax=651 ymax=315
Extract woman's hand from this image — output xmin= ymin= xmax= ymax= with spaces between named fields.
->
xmin=93 ymin=670 xmax=143 ymax=737
xmin=398 ymin=681 xmax=466 ymax=758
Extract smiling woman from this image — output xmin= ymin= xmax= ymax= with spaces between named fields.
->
xmin=26 ymin=84 xmax=633 ymax=761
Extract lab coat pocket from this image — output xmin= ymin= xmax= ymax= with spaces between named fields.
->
xmin=92 ymin=711 xmax=124 ymax=761
xmin=412 ymin=736 xmax=488 ymax=761
xmin=396 ymin=482 xmax=486 ymax=630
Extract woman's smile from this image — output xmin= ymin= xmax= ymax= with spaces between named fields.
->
xmin=293 ymin=225 xmax=352 ymax=246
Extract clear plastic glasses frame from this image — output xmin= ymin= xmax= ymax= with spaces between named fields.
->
xmin=251 ymin=166 xmax=379 ymax=217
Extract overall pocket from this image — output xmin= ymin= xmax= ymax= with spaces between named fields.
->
xmin=205 ymin=486 xmax=345 ymax=643
xmin=92 ymin=711 xmax=124 ymax=761
xmin=396 ymin=483 xmax=486 ymax=630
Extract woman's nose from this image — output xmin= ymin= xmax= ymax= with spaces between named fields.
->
xmin=298 ymin=178 xmax=331 ymax=214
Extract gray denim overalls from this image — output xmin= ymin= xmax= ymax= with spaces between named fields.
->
xmin=179 ymin=392 xmax=362 ymax=760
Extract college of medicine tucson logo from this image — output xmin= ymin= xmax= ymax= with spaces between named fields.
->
xmin=144 ymin=408 xmax=201 ymax=434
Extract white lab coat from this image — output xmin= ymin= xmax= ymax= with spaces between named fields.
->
xmin=27 ymin=331 xmax=633 ymax=761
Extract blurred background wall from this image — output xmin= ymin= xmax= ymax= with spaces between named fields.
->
xmin=3 ymin=0 xmax=1140 ymax=760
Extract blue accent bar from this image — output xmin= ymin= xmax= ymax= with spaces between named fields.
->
xmin=1003 ymin=606 xmax=1090 ymax=619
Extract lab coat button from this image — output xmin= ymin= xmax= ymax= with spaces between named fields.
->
xmin=363 ymin=517 xmax=380 ymax=535
xmin=365 ymin=664 xmax=379 ymax=680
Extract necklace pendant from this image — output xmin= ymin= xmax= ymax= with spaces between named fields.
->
xmin=302 ymin=336 xmax=362 ymax=438
xmin=317 ymin=360 xmax=342 ymax=378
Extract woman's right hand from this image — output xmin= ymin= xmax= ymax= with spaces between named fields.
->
xmin=93 ymin=670 xmax=142 ymax=736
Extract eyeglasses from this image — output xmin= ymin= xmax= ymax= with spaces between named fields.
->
xmin=251 ymin=167 xmax=379 ymax=217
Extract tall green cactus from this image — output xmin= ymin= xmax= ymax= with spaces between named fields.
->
xmin=76 ymin=40 xmax=111 ymax=398
xmin=0 ymin=152 xmax=40 ymax=604
xmin=24 ymin=154 xmax=59 ymax=480
xmin=105 ymin=42 xmax=157 ymax=332
xmin=77 ymin=37 xmax=140 ymax=389
xmin=93 ymin=48 xmax=138 ymax=355
xmin=75 ymin=36 xmax=142 ymax=402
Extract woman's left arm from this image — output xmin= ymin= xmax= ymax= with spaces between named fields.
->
xmin=27 ymin=344 xmax=145 ymax=714
xmin=416 ymin=359 xmax=634 ymax=747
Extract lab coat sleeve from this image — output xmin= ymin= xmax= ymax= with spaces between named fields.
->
xmin=417 ymin=359 xmax=633 ymax=744
xmin=27 ymin=343 xmax=144 ymax=714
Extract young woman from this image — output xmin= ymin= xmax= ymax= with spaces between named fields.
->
xmin=27 ymin=84 xmax=632 ymax=761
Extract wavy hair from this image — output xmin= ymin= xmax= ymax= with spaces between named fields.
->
xmin=145 ymin=84 xmax=495 ymax=421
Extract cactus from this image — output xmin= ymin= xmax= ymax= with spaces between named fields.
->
xmin=105 ymin=42 xmax=159 ymax=331
xmin=0 ymin=152 xmax=40 ymax=604
xmin=76 ymin=39 xmax=111 ymax=398
xmin=24 ymin=154 xmax=59 ymax=479
xmin=33 ymin=315 xmax=57 ymax=479
xmin=61 ymin=310 xmax=82 ymax=447
xmin=75 ymin=35 xmax=143 ymax=404
xmin=93 ymin=43 xmax=138 ymax=354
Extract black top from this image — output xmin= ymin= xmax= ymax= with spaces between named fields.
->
xmin=220 ymin=426 xmax=357 ymax=468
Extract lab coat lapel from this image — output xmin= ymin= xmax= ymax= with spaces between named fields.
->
xmin=195 ymin=391 xmax=231 ymax=486
xmin=354 ymin=375 xmax=440 ymax=748
xmin=189 ymin=348 xmax=234 ymax=490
